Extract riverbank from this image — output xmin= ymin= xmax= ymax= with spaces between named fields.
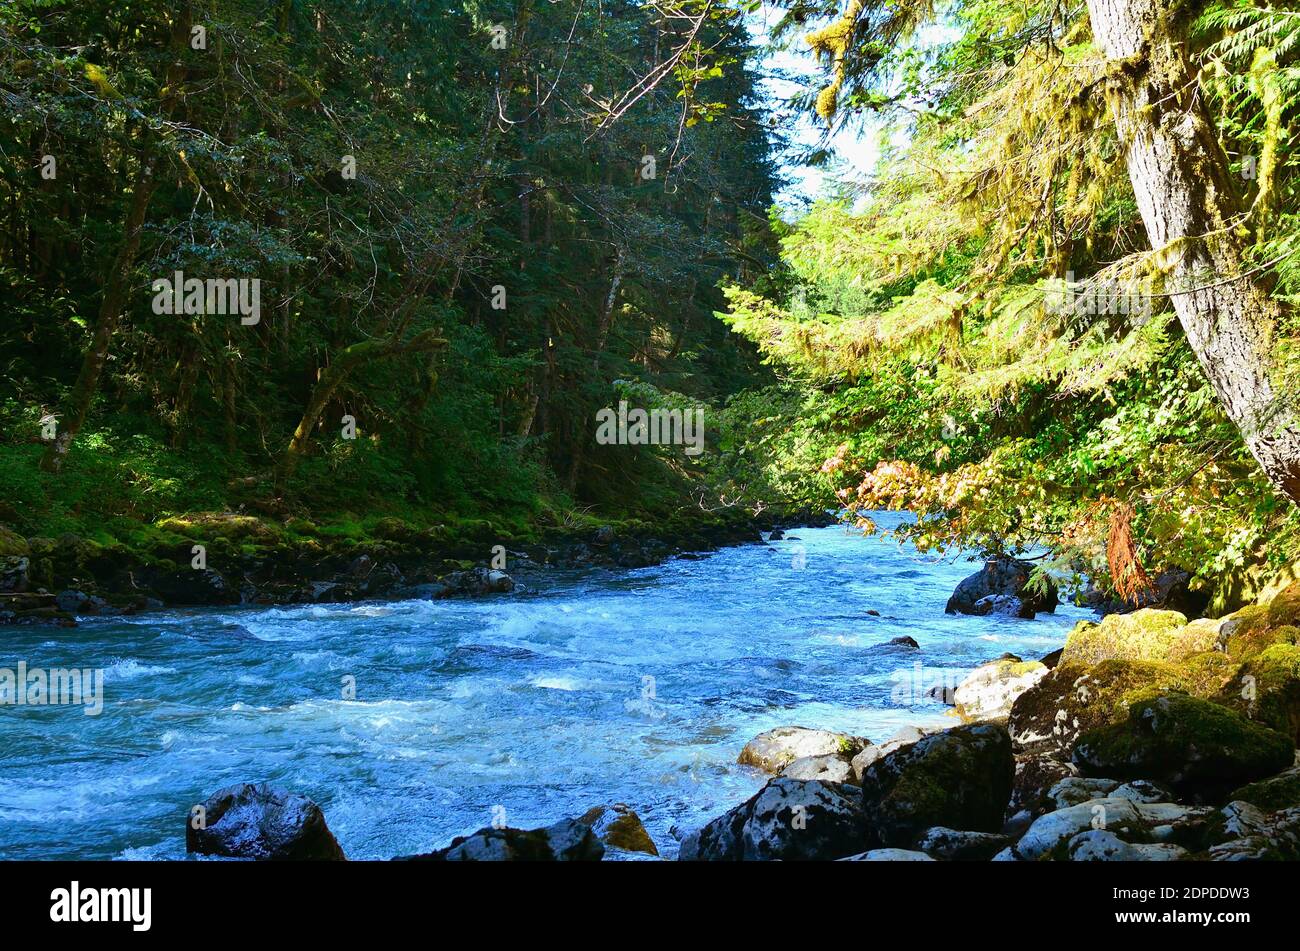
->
xmin=0 ymin=505 xmax=835 ymax=625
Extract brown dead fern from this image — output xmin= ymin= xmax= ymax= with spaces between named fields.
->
xmin=1107 ymin=502 xmax=1154 ymax=603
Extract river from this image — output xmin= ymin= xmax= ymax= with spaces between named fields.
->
xmin=0 ymin=515 xmax=1091 ymax=859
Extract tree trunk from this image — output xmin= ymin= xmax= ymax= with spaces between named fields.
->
xmin=274 ymin=330 xmax=446 ymax=488
xmin=40 ymin=3 xmax=193 ymax=473
xmin=1087 ymin=0 xmax=1300 ymax=503
xmin=40 ymin=153 xmax=161 ymax=472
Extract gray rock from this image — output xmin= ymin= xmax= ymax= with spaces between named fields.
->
xmin=1014 ymin=798 xmax=1148 ymax=861
xmin=838 ymin=849 xmax=934 ymax=861
xmin=781 ymin=753 xmax=857 ymax=784
xmin=409 ymin=817 xmax=603 ymax=861
xmin=186 ymin=782 xmax=345 ymax=860
xmin=954 ymin=657 xmax=1049 ymax=723
xmin=916 ymin=826 xmax=1012 ymax=861
xmin=678 ymin=779 xmax=866 ymax=861
xmin=1111 ymin=779 xmax=1176 ymax=803
xmin=739 ymin=726 xmax=865 ymax=774
xmin=1067 ymin=829 xmax=1187 ymax=861
xmin=1047 ymin=777 xmax=1121 ymax=810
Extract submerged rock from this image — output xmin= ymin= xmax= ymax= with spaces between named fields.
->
xmin=860 ymin=723 xmax=1014 ymax=848
xmin=678 ymin=778 xmax=866 ymax=861
xmin=186 ymin=782 xmax=345 ymax=861
xmin=946 ymin=556 xmax=1057 ymax=618
xmin=738 ymin=726 xmax=866 ymax=774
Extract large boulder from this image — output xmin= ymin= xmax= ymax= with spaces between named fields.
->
xmin=1008 ymin=660 xmax=1185 ymax=754
xmin=738 ymin=726 xmax=866 ymax=774
xmin=678 ymin=779 xmax=866 ymax=861
xmin=405 ymin=818 xmax=604 ymax=861
xmin=954 ymin=656 xmax=1049 ymax=723
xmin=1227 ymin=766 xmax=1300 ymax=813
xmin=186 ymin=782 xmax=345 ymax=860
xmin=1218 ymin=643 xmax=1300 ymax=743
xmin=860 ymin=723 xmax=1014 ymax=848
xmin=946 ymin=556 xmax=1057 ymax=618
xmin=577 ymin=803 xmax=658 ymax=856
xmin=1060 ymin=609 xmax=1210 ymax=667
xmin=1073 ymin=692 xmax=1295 ymax=793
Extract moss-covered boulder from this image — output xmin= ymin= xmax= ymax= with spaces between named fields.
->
xmin=0 ymin=526 xmax=29 ymax=557
xmin=1008 ymin=660 xmax=1187 ymax=754
xmin=1218 ymin=604 xmax=1297 ymax=661
xmin=860 ymin=723 xmax=1013 ymax=848
xmin=1219 ymin=643 xmax=1300 ymax=743
xmin=1268 ymin=581 xmax=1300 ymax=628
xmin=1061 ymin=609 xmax=1207 ymax=667
xmin=1073 ymin=692 xmax=1295 ymax=792
xmin=1227 ymin=767 xmax=1300 ymax=812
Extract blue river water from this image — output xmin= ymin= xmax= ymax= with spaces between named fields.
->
xmin=0 ymin=515 xmax=1091 ymax=859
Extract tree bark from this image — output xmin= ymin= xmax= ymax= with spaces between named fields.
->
xmin=1087 ymin=0 xmax=1300 ymax=503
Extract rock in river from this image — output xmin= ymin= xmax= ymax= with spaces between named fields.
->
xmin=186 ymin=782 xmax=345 ymax=861
xmin=738 ymin=726 xmax=866 ymax=774
xmin=945 ymin=555 xmax=1057 ymax=618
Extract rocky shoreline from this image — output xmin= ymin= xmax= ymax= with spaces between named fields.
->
xmin=0 ymin=507 xmax=834 ymax=626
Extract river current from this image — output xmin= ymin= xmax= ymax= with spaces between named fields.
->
xmin=0 ymin=515 xmax=1091 ymax=859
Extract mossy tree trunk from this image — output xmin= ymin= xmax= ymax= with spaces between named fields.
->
xmin=1088 ymin=0 xmax=1300 ymax=504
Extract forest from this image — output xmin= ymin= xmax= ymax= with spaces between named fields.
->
xmin=4 ymin=0 xmax=1299 ymax=614
xmin=8 ymin=0 xmax=1300 ymax=882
